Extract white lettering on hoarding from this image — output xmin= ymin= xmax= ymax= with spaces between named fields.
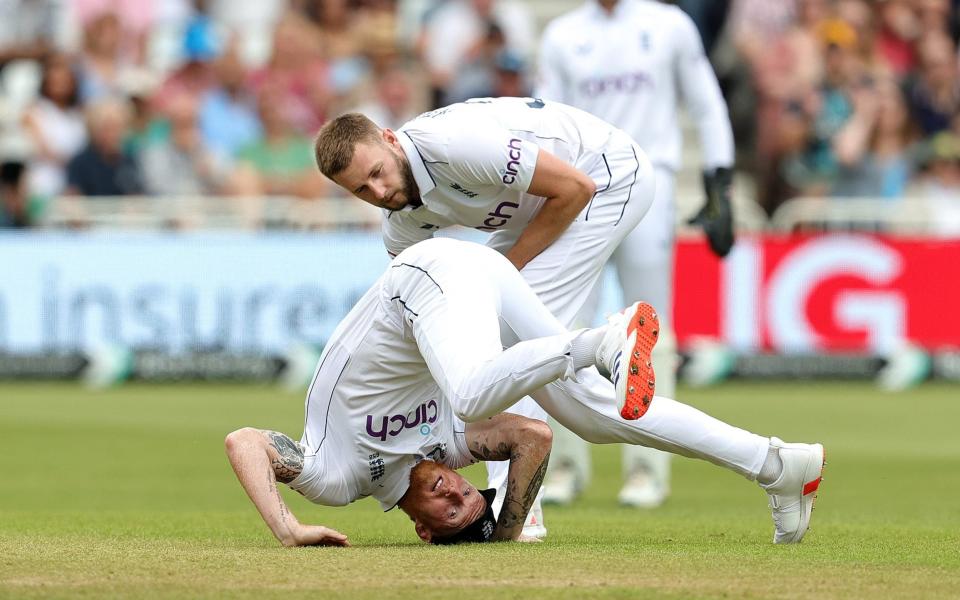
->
xmin=765 ymin=236 xmax=904 ymax=354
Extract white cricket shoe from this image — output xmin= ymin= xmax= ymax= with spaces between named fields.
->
xmin=760 ymin=437 xmax=825 ymax=544
xmin=618 ymin=471 xmax=668 ymax=508
xmin=522 ymin=502 xmax=547 ymax=539
xmin=596 ymin=301 xmax=660 ymax=420
xmin=541 ymin=465 xmax=578 ymax=506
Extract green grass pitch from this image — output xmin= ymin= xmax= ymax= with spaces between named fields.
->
xmin=2 ymin=381 xmax=959 ymax=599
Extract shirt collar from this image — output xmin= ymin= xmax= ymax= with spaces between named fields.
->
xmin=397 ymin=130 xmax=436 ymax=198
xmin=587 ymin=0 xmax=631 ymax=20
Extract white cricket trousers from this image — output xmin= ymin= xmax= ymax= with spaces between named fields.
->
xmin=390 ymin=238 xmax=769 ymax=480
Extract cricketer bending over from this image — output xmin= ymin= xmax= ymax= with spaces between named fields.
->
xmin=313 ymin=96 xmax=660 ymax=537
xmin=225 ymin=238 xmax=824 ymax=546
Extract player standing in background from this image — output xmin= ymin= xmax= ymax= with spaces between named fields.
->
xmin=314 ymin=96 xmax=658 ymax=538
xmin=535 ymin=0 xmax=736 ymax=508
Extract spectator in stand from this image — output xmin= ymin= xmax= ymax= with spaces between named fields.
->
xmin=442 ymin=20 xmax=507 ymax=104
xmin=352 ymin=0 xmax=403 ymax=80
xmin=140 ymin=91 xmax=225 ymax=196
xmin=248 ymin=13 xmax=330 ymax=135
xmin=836 ymin=0 xmax=886 ymax=76
xmin=21 ymin=53 xmax=87 ymax=200
xmin=75 ymin=12 xmax=136 ymax=103
xmin=152 ymin=9 xmax=220 ymax=113
xmin=0 ymin=158 xmax=29 ymax=227
xmin=298 ymin=0 xmax=358 ymax=61
xmin=65 ymin=98 xmax=143 ymax=196
xmin=780 ymin=19 xmax=865 ymax=197
xmin=351 ymin=64 xmax=418 ymax=131
xmin=198 ymin=45 xmax=261 ymax=164
xmin=915 ymin=131 xmax=960 ymax=236
xmin=0 ymin=0 xmax=67 ymax=67
xmin=489 ymin=49 xmax=529 ymax=98
xmin=206 ymin=0 xmax=285 ymax=67
xmin=876 ymin=0 xmax=920 ymax=79
xmin=233 ymin=86 xmax=326 ymax=199
xmin=832 ymin=76 xmax=917 ymax=198
xmin=737 ymin=0 xmax=826 ymax=212
xmin=417 ymin=0 xmax=534 ymax=108
xmin=70 ymin=0 xmax=159 ymax=67
xmin=906 ymin=32 xmax=960 ymax=136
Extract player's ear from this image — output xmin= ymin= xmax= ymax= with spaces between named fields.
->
xmin=414 ymin=520 xmax=433 ymax=543
xmin=382 ymin=128 xmax=399 ymax=147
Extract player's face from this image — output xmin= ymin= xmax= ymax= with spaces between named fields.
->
xmin=332 ymin=131 xmax=419 ymax=211
xmin=403 ymin=460 xmax=487 ymax=540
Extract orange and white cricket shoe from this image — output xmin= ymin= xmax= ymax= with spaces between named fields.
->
xmin=596 ymin=301 xmax=660 ymax=420
xmin=760 ymin=437 xmax=825 ymax=544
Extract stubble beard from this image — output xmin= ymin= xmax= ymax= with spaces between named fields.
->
xmin=392 ymin=150 xmax=422 ymax=210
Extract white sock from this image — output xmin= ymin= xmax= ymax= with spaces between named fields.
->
xmin=569 ymin=327 xmax=607 ymax=370
xmin=757 ymin=443 xmax=783 ymax=485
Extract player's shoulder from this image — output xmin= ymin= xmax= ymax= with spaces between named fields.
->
xmin=398 ymin=117 xmax=453 ymax=165
xmin=542 ymin=3 xmax=593 ymax=39
xmin=629 ymin=0 xmax=698 ymax=33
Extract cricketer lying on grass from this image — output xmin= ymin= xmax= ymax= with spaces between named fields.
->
xmin=225 ymin=238 xmax=824 ymax=546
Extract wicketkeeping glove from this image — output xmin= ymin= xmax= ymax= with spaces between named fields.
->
xmin=688 ymin=166 xmax=735 ymax=258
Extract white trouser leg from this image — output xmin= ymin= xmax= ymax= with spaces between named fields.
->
xmin=485 ymin=143 xmax=657 ymax=504
xmin=397 ymin=239 xmax=768 ymax=495
xmin=483 ymin=253 xmax=769 ymax=479
xmin=405 ymin=263 xmax=580 ymax=424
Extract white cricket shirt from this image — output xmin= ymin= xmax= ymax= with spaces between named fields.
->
xmin=383 ymin=96 xmax=638 ymax=256
xmin=536 ymin=0 xmax=733 ymax=171
xmin=288 ymin=278 xmax=474 ymax=510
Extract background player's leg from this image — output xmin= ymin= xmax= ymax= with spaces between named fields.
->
xmin=539 ymin=279 xmax=602 ymax=505
xmin=612 ymin=167 xmax=677 ymax=507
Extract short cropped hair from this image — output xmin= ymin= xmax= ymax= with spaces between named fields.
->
xmin=314 ymin=113 xmax=383 ymax=178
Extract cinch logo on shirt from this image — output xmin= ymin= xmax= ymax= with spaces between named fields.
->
xmin=502 ymin=138 xmax=523 ymax=184
xmin=476 ymin=200 xmax=519 ymax=232
xmin=579 ymin=71 xmax=653 ymax=98
xmin=365 ymin=399 xmax=439 ymax=442
xmin=450 ymin=182 xmax=478 ymax=198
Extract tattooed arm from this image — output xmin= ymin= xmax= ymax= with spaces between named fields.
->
xmin=464 ymin=414 xmax=552 ymax=542
xmin=224 ymin=428 xmax=349 ymax=547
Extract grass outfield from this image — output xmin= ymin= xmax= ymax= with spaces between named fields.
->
xmin=1 ymin=381 xmax=959 ymax=599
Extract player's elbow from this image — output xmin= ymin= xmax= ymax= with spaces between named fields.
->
xmin=224 ymin=427 xmax=258 ymax=457
xmin=522 ymin=420 xmax=553 ymax=454
xmin=576 ymin=174 xmax=596 ymax=206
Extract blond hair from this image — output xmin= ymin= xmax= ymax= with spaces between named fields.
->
xmin=314 ymin=113 xmax=383 ymax=178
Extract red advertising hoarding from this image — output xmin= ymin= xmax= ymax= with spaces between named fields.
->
xmin=674 ymin=235 xmax=960 ymax=354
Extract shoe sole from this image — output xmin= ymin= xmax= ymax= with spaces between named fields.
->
xmin=780 ymin=444 xmax=825 ymax=544
xmin=617 ymin=302 xmax=660 ymax=420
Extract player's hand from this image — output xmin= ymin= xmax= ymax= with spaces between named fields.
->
xmin=288 ymin=524 xmax=351 ymax=547
xmin=688 ymin=167 xmax=735 ymax=258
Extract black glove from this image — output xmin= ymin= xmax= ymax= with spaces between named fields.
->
xmin=688 ymin=166 xmax=735 ymax=258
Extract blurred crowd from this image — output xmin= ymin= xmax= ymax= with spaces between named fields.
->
xmin=3 ymin=0 xmax=960 ymax=228
xmin=724 ymin=0 xmax=960 ymax=217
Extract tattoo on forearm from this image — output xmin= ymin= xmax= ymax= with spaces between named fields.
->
xmin=525 ymin=453 xmax=550 ymax=504
xmin=266 ymin=430 xmax=304 ymax=483
xmin=497 ymin=451 xmax=550 ymax=534
xmin=267 ymin=469 xmax=290 ymax=522
xmin=468 ymin=435 xmax=513 ymax=461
